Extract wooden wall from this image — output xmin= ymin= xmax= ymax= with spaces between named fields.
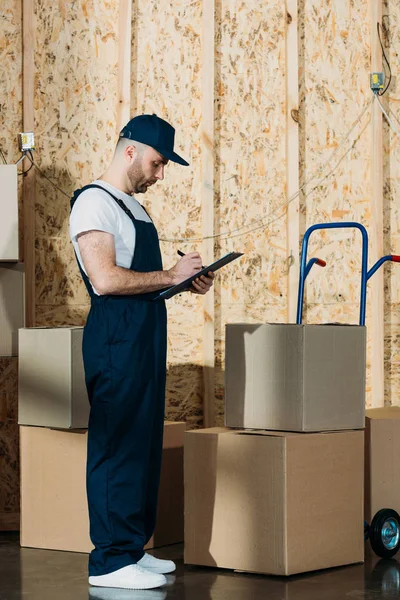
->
xmin=1 ymin=0 xmax=400 ymax=525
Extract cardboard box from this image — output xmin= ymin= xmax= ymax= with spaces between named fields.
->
xmin=0 ymin=263 xmax=24 ymax=356
xmin=18 ymin=327 xmax=89 ymax=429
xmin=0 ymin=165 xmax=19 ymax=261
xmin=185 ymin=427 xmax=364 ymax=576
xmin=20 ymin=421 xmax=185 ymax=552
xmin=225 ymin=323 xmax=366 ymax=432
xmin=365 ymin=407 xmax=400 ymax=523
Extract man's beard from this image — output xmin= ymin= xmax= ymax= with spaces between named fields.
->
xmin=127 ymin=158 xmax=150 ymax=194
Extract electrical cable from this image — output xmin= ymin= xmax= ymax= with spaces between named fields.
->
xmin=159 ymin=96 xmax=374 ymax=242
xmin=218 ymin=114 xmax=372 ymax=242
xmin=375 ymin=94 xmax=400 ymax=138
xmin=18 ymin=151 xmax=34 ymax=176
xmin=0 ymin=96 xmax=374 ymax=245
xmin=25 ymin=152 xmax=71 ymax=198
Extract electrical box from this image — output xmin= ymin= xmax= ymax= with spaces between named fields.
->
xmin=370 ymin=72 xmax=385 ymax=92
xmin=0 ymin=165 xmax=19 ymax=261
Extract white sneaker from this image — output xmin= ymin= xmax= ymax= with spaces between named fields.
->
xmin=88 ymin=564 xmax=167 ymax=590
xmin=137 ymin=553 xmax=176 ymax=574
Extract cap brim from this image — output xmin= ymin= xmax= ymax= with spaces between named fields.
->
xmin=153 ymin=146 xmax=190 ymax=167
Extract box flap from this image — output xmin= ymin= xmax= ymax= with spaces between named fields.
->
xmin=366 ymin=407 xmax=400 ymax=420
xmin=185 ymin=427 xmax=233 ymax=436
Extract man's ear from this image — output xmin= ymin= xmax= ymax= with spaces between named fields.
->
xmin=125 ymin=144 xmax=137 ymax=163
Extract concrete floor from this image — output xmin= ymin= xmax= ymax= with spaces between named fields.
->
xmin=1 ymin=533 xmax=400 ymax=600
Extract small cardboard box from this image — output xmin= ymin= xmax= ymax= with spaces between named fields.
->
xmin=0 ymin=263 xmax=24 ymax=356
xmin=365 ymin=407 xmax=400 ymax=523
xmin=225 ymin=323 xmax=366 ymax=432
xmin=18 ymin=327 xmax=89 ymax=429
xmin=184 ymin=427 xmax=364 ymax=576
xmin=20 ymin=421 xmax=185 ymax=552
xmin=0 ymin=165 xmax=19 ymax=261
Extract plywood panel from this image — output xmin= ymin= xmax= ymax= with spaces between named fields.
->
xmin=135 ymin=0 xmax=204 ymax=422
xmin=33 ymin=0 xmax=119 ymax=322
xmin=166 ymin=363 xmax=203 ymax=429
xmin=300 ymin=0 xmax=373 ymax=404
xmin=16 ymin=0 xmax=400 ymax=425
xmin=0 ymin=1 xmax=23 ymax=257
xmin=214 ymin=0 xmax=287 ymax=422
xmin=0 ymin=1 xmax=22 ymax=164
xmin=35 ymin=237 xmax=88 ymax=306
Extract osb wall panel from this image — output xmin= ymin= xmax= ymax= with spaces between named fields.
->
xmin=213 ymin=0 xmax=287 ymax=424
xmin=299 ymin=0 xmax=374 ymax=404
xmin=0 ymin=358 xmax=19 ymax=529
xmin=23 ymin=0 xmax=400 ymax=430
xmin=0 ymin=0 xmax=23 ymax=250
xmin=34 ymin=0 xmax=119 ymax=324
xmin=383 ymin=0 xmax=400 ymax=406
xmin=0 ymin=1 xmax=21 ymax=530
xmin=134 ymin=0 xmax=204 ymax=426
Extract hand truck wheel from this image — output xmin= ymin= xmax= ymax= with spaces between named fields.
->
xmin=370 ymin=509 xmax=400 ymax=558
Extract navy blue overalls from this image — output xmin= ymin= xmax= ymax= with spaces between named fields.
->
xmin=70 ymin=184 xmax=167 ymax=577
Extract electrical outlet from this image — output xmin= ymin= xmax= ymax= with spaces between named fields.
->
xmin=370 ymin=72 xmax=385 ymax=92
xmin=18 ymin=132 xmax=35 ymax=151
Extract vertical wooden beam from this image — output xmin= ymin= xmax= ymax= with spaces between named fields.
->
xmin=130 ymin=0 xmax=138 ymax=116
xmin=117 ymin=0 xmax=132 ymax=132
xmin=285 ymin=0 xmax=300 ymax=323
xmin=22 ymin=0 xmax=35 ymax=327
xmin=201 ymin=0 xmax=215 ymax=427
xmin=370 ymin=1 xmax=384 ymax=408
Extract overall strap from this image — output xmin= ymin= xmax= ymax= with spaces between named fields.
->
xmin=70 ymin=183 xmax=138 ymax=223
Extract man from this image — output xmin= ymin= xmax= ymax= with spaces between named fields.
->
xmin=69 ymin=114 xmax=214 ymax=591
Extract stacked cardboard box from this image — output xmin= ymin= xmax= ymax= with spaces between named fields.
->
xmin=18 ymin=327 xmax=89 ymax=429
xmin=364 ymin=407 xmax=400 ymax=523
xmin=20 ymin=421 xmax=185 ymax=552
xmin=185 ymin=323 xmax=366 ymax=576
xmin=18 ymin=327 xmax=186 ymax=552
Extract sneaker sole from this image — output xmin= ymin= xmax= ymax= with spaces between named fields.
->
xmin=89 ymin=578 xmax=166 ymax=590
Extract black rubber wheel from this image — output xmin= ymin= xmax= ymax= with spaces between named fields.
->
xmin=370 ymin=509 xmax=400 ymax=558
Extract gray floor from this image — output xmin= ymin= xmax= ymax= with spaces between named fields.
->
xmin=0 ymin=533 xmax=399 ymax=600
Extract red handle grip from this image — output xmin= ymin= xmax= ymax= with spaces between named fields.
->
xmin=391 ymin=255 xmax=400 ymax=263
xmin=316 ymin=259 xmax=327 ymax=267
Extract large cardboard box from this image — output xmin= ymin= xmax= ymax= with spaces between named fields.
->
xmin=20 ymin=421 xmax=185 ymax=552
xmin=0 ymin=165 xmax=19 ymax=261
xmin=185 ymin=427 xmax=364 ymax=576
xmin=18 ymin=327 xmax=89 ymax=429
xmin=0 ymin=263 xmax=24 ymax=356
xmin=225 ymin=323 xmax=366 ymax=432
xmin=365 ymin=407 xmax=400 ymax=523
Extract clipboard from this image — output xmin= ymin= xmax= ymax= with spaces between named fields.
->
xmin=153 ymin=252 xmax=243 ymax=301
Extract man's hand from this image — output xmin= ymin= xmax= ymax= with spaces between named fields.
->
xmin=190 ymin=272 xmax=215 ymax=295
xmin=168 ymin=252 xmax=203 ymax=285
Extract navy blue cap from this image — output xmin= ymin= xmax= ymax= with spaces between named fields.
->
xmin=119 ymin=114 xmax=189 ymax=166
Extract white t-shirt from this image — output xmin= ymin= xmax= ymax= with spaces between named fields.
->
xmin=69 ymin=180 xmax=152 ymax=295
